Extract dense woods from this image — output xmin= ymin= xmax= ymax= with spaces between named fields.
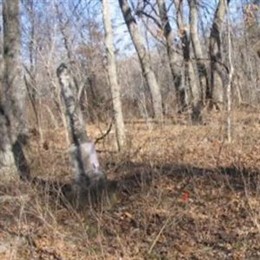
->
xmin=1 ymin=0 xmax=257 ymax=126
xmin=0 ymin=0 xmax=259 ymax=259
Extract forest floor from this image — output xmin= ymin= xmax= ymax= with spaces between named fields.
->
xmin=0 ymin=109 xmax=260 ymax=259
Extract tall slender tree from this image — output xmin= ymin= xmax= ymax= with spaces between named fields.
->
xmin=156 ymin=0 xmax=181 ymax=110
xmin=119 ymin=0 xmax=163 ymax=120
xmin=208 ymin=0 xmax=231 ymax=109
xmin=102 ymin=0 xmax=126 ymax=150
xmin=188 ymin=0 xmax=208 ymax=104
xmin=174 ymin=0 xmax=200 ymax=114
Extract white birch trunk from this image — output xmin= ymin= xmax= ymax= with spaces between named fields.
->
xmin=56 ymin=64 xmax=105 ymax=188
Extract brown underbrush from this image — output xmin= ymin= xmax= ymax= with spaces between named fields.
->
xmin=0 ymin=109 xmax=259 ymax=259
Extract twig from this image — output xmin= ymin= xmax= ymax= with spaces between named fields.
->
xmin=94 ymin=120 xmax=113 ymax=144
xmin=148 ymin=217 xmax=170 ymax=254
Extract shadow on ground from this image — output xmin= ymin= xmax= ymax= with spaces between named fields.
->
xmin=1 ymin=160 xmax=259 ymax=259
xmin=30 ymin=160 xmax=260 ymax=210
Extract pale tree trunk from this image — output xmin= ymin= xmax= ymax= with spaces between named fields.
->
xmin=226 ymin=2 xmax=234 ymax=143
xmin=119 ymin=0 xmax=163 ymax=120
xmin=208 ymin=0 xmax=231 ymax=109
xmin=56 ymin=64 xmax=105 ymax=189
xmin=188 ymin=0 xmax=208 ymax=105
xmin=102 ymin=0 xmax=126 ymax=150
xmin=174 ymin=0 xmax=201 ymax=121
xmin=0 ymin=0 xmax=30 ymax=182
xmin=156 ymin=0 xmax=181 ymax=111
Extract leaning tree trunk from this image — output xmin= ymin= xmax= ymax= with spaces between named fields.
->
xmin=208 ymin=0 xmax=231 ymax=109
xmin=102 ymin=0 xmax=126 ymax=150
xmin=56 ymin=64 xmax=105 ymax=189
xmin=156 ymin=0 xmax=182 ymax=111
xmin=0 ymin=0 xmax=30 ymax=182
xmin=119 ymin=0 xmax=163 ymax=120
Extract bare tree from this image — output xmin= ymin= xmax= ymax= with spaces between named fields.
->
xmin=22 ymin=0 xmax=45 ymax=144
xmin=188 ymin=0 xmax=208 ymax=105
xmin=244 ymin=1 xmax=260 ymax=58
xmin=119 ymin=0 xmax=163 ymax=120
xmin=102 ymin=0 xmax=126 ymax=150
xmin=56 ymin=63 xmax=105 ymax=189
xmin=208 ymin=0 xmax=231 ymax=109
xmin=174 ymin=0 xmax=200 ymax=119
xmin=156 ymin=0 xmax=181 ymax=110
xmin=0 ymin=0 xmax=30 ymax=181
xmin=226 ymin=2 xmax=234 ymax=143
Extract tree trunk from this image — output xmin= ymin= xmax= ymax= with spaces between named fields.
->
xmin=119 ymin=0 xmax=163 ymax=120
xmin=188 ymin=0 xmax=208 ymax=105
xmin=208 ymin=0 xmax=231 ymax=109
xmin=0 ymin=0 xmax=30 ymax=181
xmin=174 ymin=0 xmax=200 ymax=120
xmin=156 ymin=0 xmax=181 ymax=111
xmin=56 ymin=63 xmax=105 ymax=188
xmin=226 ymin=5 xmax=234 ymax=143
xmin=102 ymin=0 xmax=126 ymax=150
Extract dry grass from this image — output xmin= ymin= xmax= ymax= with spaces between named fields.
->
xmin=0 ymin=109 xmax=260 ymax=259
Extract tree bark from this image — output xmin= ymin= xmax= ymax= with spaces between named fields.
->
xmin=188 ymin=0 xmax=208 ymax=105
xmin=102 ymin=0 xmax=126 ymax=150
xmin=56 ymin=63 xmax=105 ymax=188
xmin=156 ymin=0 xmax=181 ymax=110
xmin=0 ymin=0 xmax=30 ymax=181
xmin=208 ymin=0 xmax=231 ymax=108
xmin=174 ymin=0 xmax=200 ymax=118
xmin=226 ymin=5 xmax=234 ymax=143
xmin=119 ymin=0 xmax=163 ymax=120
